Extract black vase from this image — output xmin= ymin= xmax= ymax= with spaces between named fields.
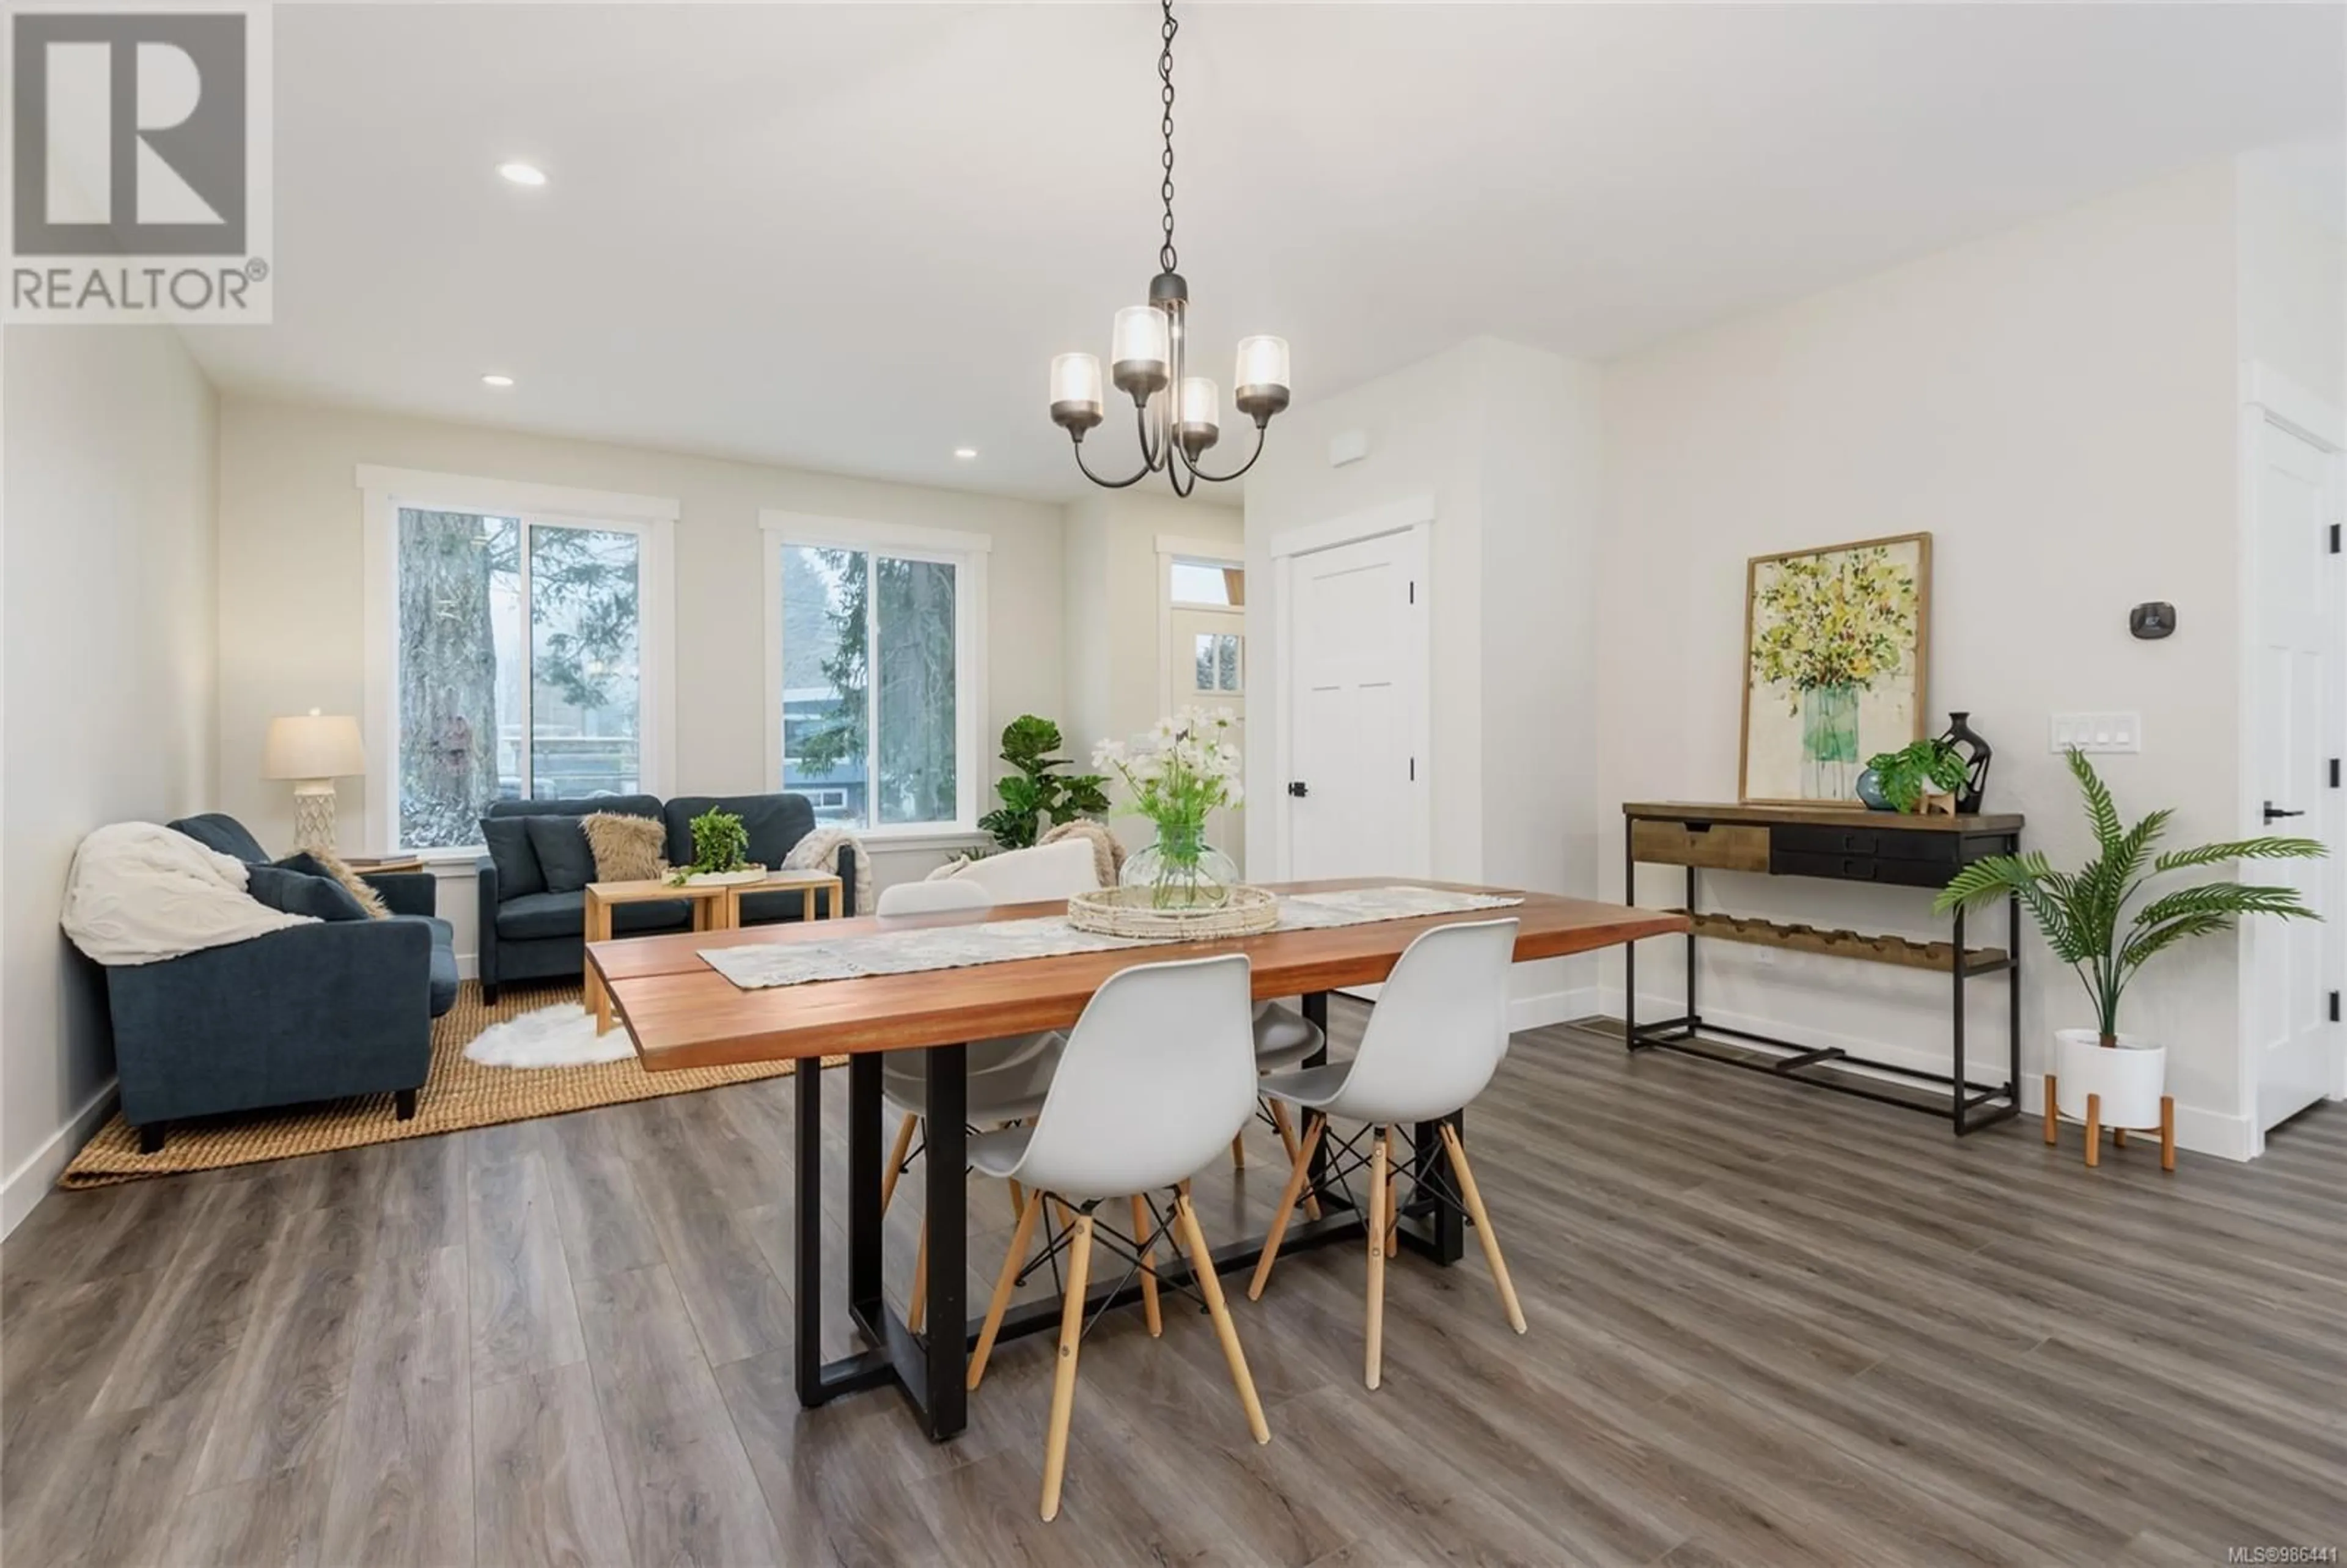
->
xmin=1937 ymin=711 xmax=1992 ymax=814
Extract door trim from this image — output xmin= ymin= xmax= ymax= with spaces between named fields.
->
xmin=1271 ymin=507 xmax=1433 ymax=882
xmin=1154 ymin=533 xmax=1246 ymax=720
xmin=2236 ymin=362 xmax=2346 ymax=1155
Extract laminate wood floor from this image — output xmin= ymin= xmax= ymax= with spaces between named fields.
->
xmin=6 ymin=1003 xmax=2343 ymax=1567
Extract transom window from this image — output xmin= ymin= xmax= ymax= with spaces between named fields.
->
xmin=763 ymin=513 xmax=988 ymax=834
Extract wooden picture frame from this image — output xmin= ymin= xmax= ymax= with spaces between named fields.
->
xmin=1738 ymin=532 xmax=1931 ymax=805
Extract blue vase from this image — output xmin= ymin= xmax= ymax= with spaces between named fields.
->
xmin=1854 ymin=766 xmax=1894 ymax=811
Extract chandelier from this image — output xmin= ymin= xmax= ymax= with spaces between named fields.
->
xmin=1048 ymin=0 xmax=1290 ymax=495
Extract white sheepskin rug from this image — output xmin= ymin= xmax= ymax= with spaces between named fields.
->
xmin=463 ymin=1003 xmax=637 ymax=1069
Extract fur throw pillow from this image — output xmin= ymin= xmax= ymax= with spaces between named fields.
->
xmin=582 ymin=812 xmax=667 ymax=884
xmin=782 ymin=826 xmax=873 ymax=915
xmin=281 ymin=848 xmax=391 ymax=918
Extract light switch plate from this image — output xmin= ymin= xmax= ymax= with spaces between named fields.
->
xmin=2049 ymin=713 xmax=2143 ymax=753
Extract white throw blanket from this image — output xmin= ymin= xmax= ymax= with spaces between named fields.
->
xmin=61 ymin=822 xmax=313 ymax=966
xmin=782 ymin=826 xmax=874 ymax=915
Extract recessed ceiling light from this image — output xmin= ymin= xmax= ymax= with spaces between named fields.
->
xmin=481 ymin=373 xmax=515 ymax=388
xmin=497 ymin=162 xmax=546 ymax=187
xmin=953 ymin=447 xmax=978 ymax=460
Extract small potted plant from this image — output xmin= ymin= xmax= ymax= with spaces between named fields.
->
xmin=1093 ymin=707 xmax=1244 ymax=909
xmin=977 ymin=716 xmax=1111 ymax=851
xmin=672 ymin=807 xmax=763 ymax=887
xmin=1935 ymin=749 xmax=2323 ymax=1161
xmin=1861 ymin=738 xmax=1970 ymax=813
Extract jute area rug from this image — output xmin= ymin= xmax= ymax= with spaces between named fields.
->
xmin=61 ymin=981 xmax=827 ymax=1190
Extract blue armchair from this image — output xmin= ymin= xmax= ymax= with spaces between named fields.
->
xmin=100 ymin=815 xmax=460 ymax=1152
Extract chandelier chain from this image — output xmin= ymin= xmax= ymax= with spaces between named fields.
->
xmin=1158 ymin=0 xmax=1178 ymax=275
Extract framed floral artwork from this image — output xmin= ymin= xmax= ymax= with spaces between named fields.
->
xmin=1739 ymin=532 xmax=1931 ymax=804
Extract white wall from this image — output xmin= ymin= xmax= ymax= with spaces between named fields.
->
xmin=1595 ymin=161 xmax=2250 ymax=1151
xmin=2 ymin=326 xmax=219 ymax=1231
xmin=1243 ymin=337 xmax=1606 ymax=1025
xmin=2237 ymin=148 xmax=2346 ymax=410
xmin=216 ymin=398 xmax=1067 ymax=946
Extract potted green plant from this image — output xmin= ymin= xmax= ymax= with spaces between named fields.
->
xmin=672 ymin=807 xmax=763 ymax=887
xmin=977 ymin=716 xmax=1111 ymax=851
xmin=1862 ymin=738 xmax=1969 ymax=813
xmin=1934 ymin=749 xmax=2323 ymax=1141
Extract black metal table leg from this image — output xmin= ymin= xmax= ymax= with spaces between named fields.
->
xmin=920 ymin=1043 xmax=968 ymax=1442
xmin=1623 ymin=822 xmax=1638 ymax=1050
xmin=1406 ymin=1111 xmax=1466 ymax=1265
xmin=1952 ymin=904 xmax=1968 ymax=1132
xmin=793 ymin=1048 xmax=826 ymax=1406
xmin=848 ymin=1053 xmax=883 ymax=1327
xmin=2008 ymin=888 xmax=2022 ymax=1103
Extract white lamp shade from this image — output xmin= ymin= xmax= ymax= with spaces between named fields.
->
xmin=1177 ymin=376 xmax=1221 ymax=430
xmin=263 ymin=711 xmax=365 ymax=779
xmin=1051 ymin=352 xmax=1103 ymax=409
xmin=1112 ymin=306 xmax=1170 ymax=372
xmin=1235 ymin=335 xmax=1290 ymax=392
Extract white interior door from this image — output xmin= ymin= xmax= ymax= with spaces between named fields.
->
xmin=1283 ymin=528 xmax=1428 ymax=882
xmin=2247 ymin=414 xmax=2339 ymax=1134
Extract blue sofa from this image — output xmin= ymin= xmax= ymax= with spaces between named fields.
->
xmin=100 ymin=815 xmax=460 ymax=1151
xmin=474 ymin=791 xmax=856 ymax=1001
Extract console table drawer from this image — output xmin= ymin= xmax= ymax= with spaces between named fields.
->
xmin=1773 ymin=824 xmax=1881 ymax=857
xmin=1631 ymin=819 xmax=1771 ymax=871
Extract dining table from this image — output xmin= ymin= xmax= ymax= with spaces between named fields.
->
xmin=592 ymin=876 xmax=1688 ymax=1442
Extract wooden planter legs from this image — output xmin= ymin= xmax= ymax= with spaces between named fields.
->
xmin=2044 ymin=1072 xmax=2176 ymax=1172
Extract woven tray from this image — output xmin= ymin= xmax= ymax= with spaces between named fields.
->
xmin=1067 ymin=883 xmax=1280 ymax=940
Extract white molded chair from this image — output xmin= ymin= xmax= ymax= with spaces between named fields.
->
xmin=1247 ymin=918 xmax=1527 ymax=1390
xmin=1233 ymin=1003 xmax=1326 ymax=1207
xmin=873 ymin=879 xmax=1064 ymax=1330
xmin=933 ymin=838 xmax=1100 ymax=904
xmin=963 ymin=952 xmax=1271 ymax=1522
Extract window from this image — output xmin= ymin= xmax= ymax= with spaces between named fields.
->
xmin=1194 ymin=632 xmax=1243 ymax=692
xmin=361 ymin=467 xmax=675 ymax=853
xmin=764 ymin=513 xmax=988 ymax=833
xmin=1171 ymin=559 xmax=1244 ymax=606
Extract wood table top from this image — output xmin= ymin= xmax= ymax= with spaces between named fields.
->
xmin=1622 ymin=800 xmax=2025 ymax=834
xmin=595 ymin=878 xmax=1688 ymax=1072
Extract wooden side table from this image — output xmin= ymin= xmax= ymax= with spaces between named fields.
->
xmin=584 ymin=878 xmax=741 ymax=1035
xmin=724 ymin=868 xmax=845 ymax=928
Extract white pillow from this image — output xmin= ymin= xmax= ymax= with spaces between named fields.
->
xmin=942 ymin=838 xmax=1100 ymax=903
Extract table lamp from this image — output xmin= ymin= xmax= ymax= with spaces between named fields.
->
xmin=264 ymin=709 xmax=366 ymax=852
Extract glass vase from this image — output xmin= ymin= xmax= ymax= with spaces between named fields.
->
xmin=1801 ymin=681 xmax=1860 ymax=799
xmin=1122 ymin=820 xmax=1240 ymax=910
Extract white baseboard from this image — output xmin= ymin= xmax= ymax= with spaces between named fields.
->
xmin=1598 ymin=989 xmax=2254 ymax=1163
xmin=457 ymin=953 xmax=479 ymax=980
xmin=1511 ymin=986 xmax=1600 ymax=1034
xmin=2 ymin=1079 xmax=118 ymax=1238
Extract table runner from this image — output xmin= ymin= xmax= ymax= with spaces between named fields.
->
xmin=697 ymin=884 xmax=1524 ymax=991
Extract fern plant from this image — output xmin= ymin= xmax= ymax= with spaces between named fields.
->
xmin=1934 ymin=749 xmax=2323 ymax=1045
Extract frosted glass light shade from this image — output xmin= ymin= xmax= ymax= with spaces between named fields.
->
xmin=1050 ymin=353 xmax=1104 ymax=431
xmin=1233 ymin=334 xmax=1291 ymax=422
xmin=1235 ymin=335 xmax=1289 ymax=392
xmin=263 ymin=710 xmax=365 ymax=779
xmin=1177 ymin=376 xmax=1220 ymax=430
xmin=1111 ymin=305 xmax=1171 ymax=397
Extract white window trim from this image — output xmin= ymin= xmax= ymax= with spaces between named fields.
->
xmin=359 ymin=464 xmax=678 ymax=855
xmin=760 ymin=510 xmax=991 ymax=840
xmin=1155 ymin=532 xmax=1244 ymax=718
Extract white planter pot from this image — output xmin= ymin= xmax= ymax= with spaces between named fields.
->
xmin=2052 ymin=1028 xmax=2167 ymax=1130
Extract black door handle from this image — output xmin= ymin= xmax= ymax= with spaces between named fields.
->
xmin=1288 ymin=781 xmax=1309 ymax=798
xmin=2263 ymin=800 xmax=2305 ymax=822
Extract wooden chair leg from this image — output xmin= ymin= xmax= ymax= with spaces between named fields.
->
xmin=1172 ymin=1192 xmax=1270 ymax=1445
xmin=1248 ymin=1114 xmax=1324 ymax=1300
xmin=969 ymin=1189 xmax=1043 ymax=1390
xmin=1039 ymin=1213 xmax=1095 ymax=1522
xmin=1439 ymin=1123 xmax=1526 ymax=1334
xmin=2084 ymin=1093 xmax=2101 ymax=1169
xmin=908 ymin=1218 xmax=928 ymax=1333
xmin=1385 ymin=1165 xmax=1400 ymax=1260
xmin=880 ymin=1113 xmax=919 ymax=1216
xmin=1008 ymin=1178 xmax=1027 ymax=1225
xmin=1365 ymin=1128 xmax=1388 ymax=1391
xmin=2113 ymin=1127 xmax=2128 ymax=1148
xmin=2159 ymin=1094 xmax=2176 ymax=1173
xmin=1131 ymin=1194 xmax=1162 ymax=1337
xmin=1266 ymin=1101 xmax=1320 ymax=1220
xmin=1230 ymin=1131 xmax=1247 ymax=1170
xmin=2043 ymin=1073 xmax=2059 ymax=1146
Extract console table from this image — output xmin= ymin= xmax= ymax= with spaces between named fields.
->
xmin=1621 ymin=801 xmax=2024 ymax=1134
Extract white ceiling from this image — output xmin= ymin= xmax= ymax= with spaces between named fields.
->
xmin=183 ymin=3 xmax=2346 ymax=502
